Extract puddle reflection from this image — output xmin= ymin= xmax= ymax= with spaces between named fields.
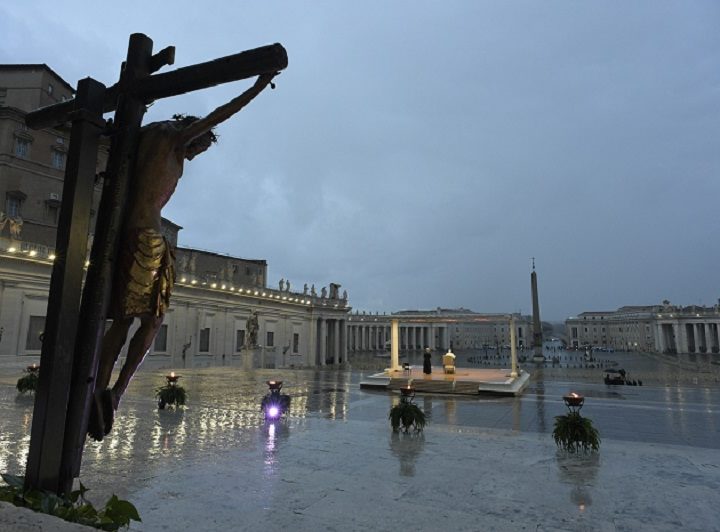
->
xmin=556 ymin=450 xmax=599 ymax=512
xmin=389 ymin=432 xmax=425 ymax=477
xmin=262 ymin=421 xmax=290 ymax=476
xmin=0 ymin=369 xmax=353 ymax=487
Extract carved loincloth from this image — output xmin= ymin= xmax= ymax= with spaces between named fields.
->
xmin=110 ymin=228 xmax=175 ymax=319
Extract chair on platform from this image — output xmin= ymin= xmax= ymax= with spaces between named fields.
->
xmin=443 ymin=351 xmax=456 ymax=374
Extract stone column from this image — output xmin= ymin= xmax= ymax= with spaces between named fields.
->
xmin=332 ymin=320 xmax=340 ymax=364
xmin=309 ymin=315 xmax=317 ymax=366
xmin=671 ymin=323 xmax=681 ymax=353
xmin=340 ymin=319 xmax=347 ymax=363
xmin=710 ymin=323 xmax=719 ymax=352
xmin=390 ymin=319 xmax=400 ymax=371
xmin=655 ymin=323 xmax=665 ymax=354
xmin=319 ymin=318 xmax=327 ymax=366
xmin=326 ymin=319 xmax=333 ymax=364
xmin=510 ymin=316 xmax=518 ymax=378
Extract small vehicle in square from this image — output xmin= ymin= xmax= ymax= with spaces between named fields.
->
xmin=603 ymin=368 xmax=626 ymax=385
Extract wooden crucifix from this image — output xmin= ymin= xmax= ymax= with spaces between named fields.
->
xmin=23 ymin=33 xmax=287 ymax=496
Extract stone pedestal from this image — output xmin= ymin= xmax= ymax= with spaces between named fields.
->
xmin=243 ymin=346 xmax=259 ymax=371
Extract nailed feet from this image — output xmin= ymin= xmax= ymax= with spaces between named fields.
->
xmin=87 ymin=389 xmax=117 ymax=441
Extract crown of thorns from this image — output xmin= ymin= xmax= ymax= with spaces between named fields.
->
xmin=172 ymin=114 xmax=218 ymax=143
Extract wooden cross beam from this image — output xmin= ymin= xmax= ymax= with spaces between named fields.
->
xmin=25 ymin=42 xmax=287 ymax=128
xmin=24 ymin=33 xmax=287 ymax=496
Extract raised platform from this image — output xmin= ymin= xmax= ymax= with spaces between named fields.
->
xmin=359 ymin=366 xmax=530 ymax=396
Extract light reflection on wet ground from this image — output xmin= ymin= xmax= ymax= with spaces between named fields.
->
xmin=0 ymin=355 xmax=719 ymax=509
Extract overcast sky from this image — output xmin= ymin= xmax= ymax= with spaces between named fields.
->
xmin=2 ymin=2 xmax=718 ymax=321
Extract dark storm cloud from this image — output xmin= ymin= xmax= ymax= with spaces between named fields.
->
xmin=2 ymin=1 xmax=718 ymax=319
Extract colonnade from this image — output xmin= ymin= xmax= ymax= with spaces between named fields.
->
xmin=346 ymin=322 xmax=449 ymax=352
xmin=315 ymin=317 xmax=348 ymax=365
xmin=657 ymin=321 xmax=720 ymax=354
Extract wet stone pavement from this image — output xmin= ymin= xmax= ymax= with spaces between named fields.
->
xmin=1 ymin=352 xmax=719 ymax=531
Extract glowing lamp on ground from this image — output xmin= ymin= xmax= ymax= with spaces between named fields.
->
xmin=400 ymin=385 xmax=415 ymax=402
xmin=563 ymin=392 xmax=584 ymax=412
xmin=267 ymin=380 xmax=283 ymax=391
xmin=166 ymin=372 xmax=181 ymax=385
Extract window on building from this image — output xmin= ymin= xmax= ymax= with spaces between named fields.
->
xmin=0 ymin=88 xmax=7 ymax=105
xmin=293 ymin=333 xmax=299 ymax=353
xmin=47 ymin=83 xmax=54 ymax=95
xmin=15 ymin=137 xmax=30 ymax=158
xmin=6 ymin=197 xmax=21 ymax=218
xmin=199 ymin=327 xmax=210 ymax=352
xmin=236 ymin=329 xmax=245 ymax=351
xmin=266 ymin=331 xmax=274 ymax=347
xmin=153 ymin=324 xmax=168 ymax=352
xmin=26 ymin=316 xmax=46 ymax=351
xmin=51 ymin=150 xmax=66 ymax=170
xmin=46 ymin=203 xmax=59 ymax=225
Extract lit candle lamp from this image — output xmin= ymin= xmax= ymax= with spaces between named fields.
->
xmin=563 ymin=392 xmax=585 ymax=410
xmin=400 ymin=384 xmax=415 ymax=401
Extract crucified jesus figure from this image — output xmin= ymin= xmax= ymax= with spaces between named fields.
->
xmin=88 ymin=73 xmax=277 ymax=441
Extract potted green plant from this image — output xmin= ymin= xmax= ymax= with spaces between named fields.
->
xmin=16 ymin=364 xmax=40 ymax=394
xmin=388 ymin=386 xmax=426 ymax=433
xmin=552 ymin=393 xmax=600 ymax=452
xmin=155 ymin=372 xmax=187 ymax=409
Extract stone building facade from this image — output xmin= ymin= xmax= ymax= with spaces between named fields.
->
xmin=346 ymin=308 xmax=533 ymax=352
xmin=565 ymin=302 xmax=720 ymax=354
xmin=0 ymin=65 xmax=110 ymax=251
xmin=0 ymin=249 xmax=350 ymax=368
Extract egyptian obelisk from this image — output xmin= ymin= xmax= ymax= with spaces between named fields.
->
xmin=531 ymin=258 xmax=544 ymax=361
